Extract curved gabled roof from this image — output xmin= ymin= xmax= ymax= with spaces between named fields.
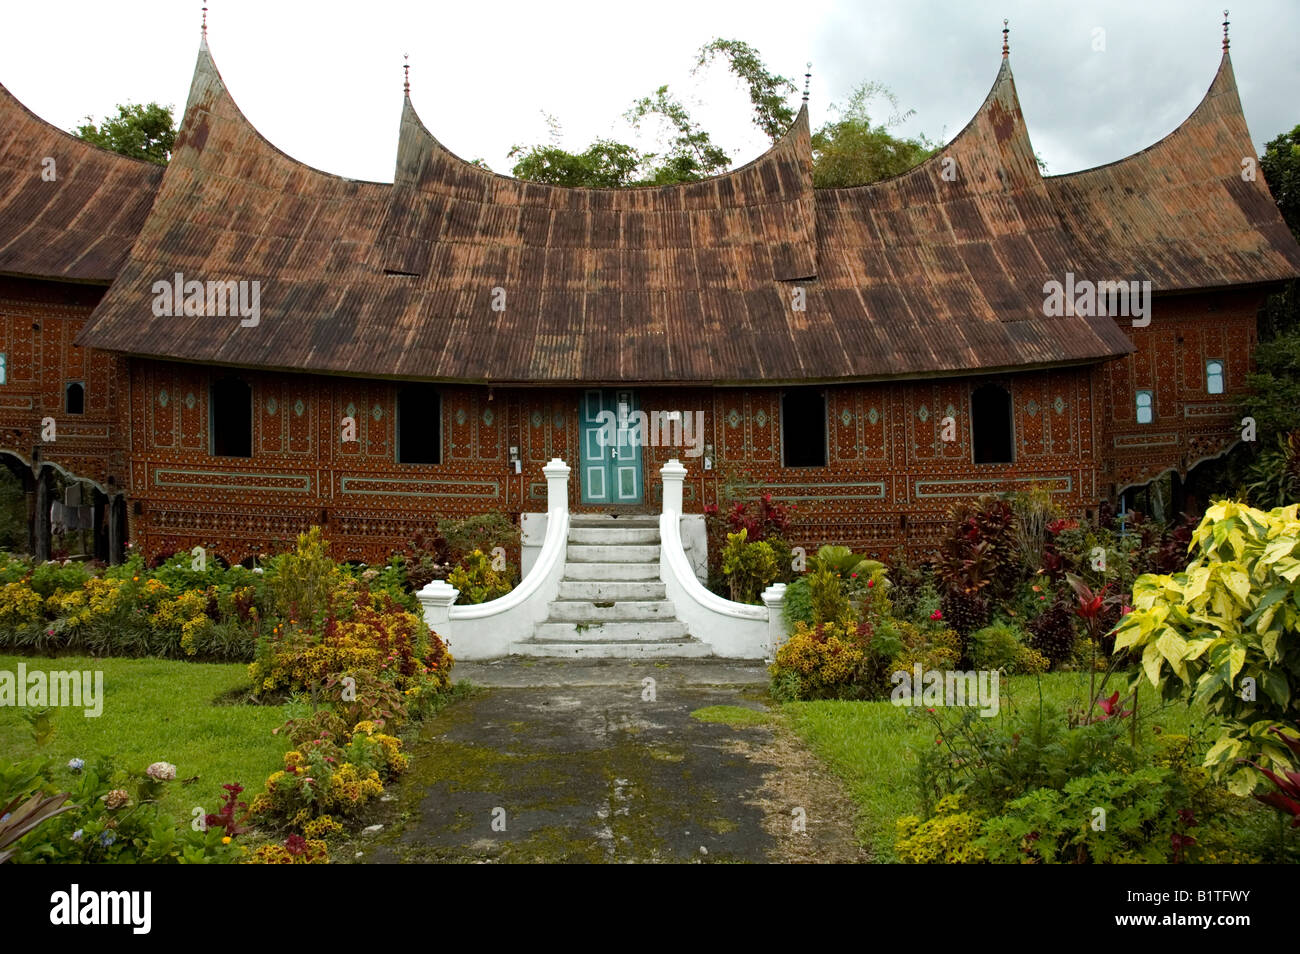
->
xmin=73 ymin=39 xmax=1299 ymax=384
xmin=0 ymin=80 xmax=163 ymax=282
xmin=1046 ymin=52 xmax=1300 ymax=291
xmin=811 ymin=58 xmax=1133 ymax=377
xmin=80 ymin=39 xmax=825 ymax=384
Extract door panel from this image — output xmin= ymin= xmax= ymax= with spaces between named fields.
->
xmin=579 ymin=388 xmax=643 ymax=504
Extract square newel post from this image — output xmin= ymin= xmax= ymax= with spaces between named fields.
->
xmin=418 ymin=580 xmax=460 ymax=632
xmin=761 ymin=583 xmax=788 ymax=656
xmin=660 ymin=459 xmax=687 ymax=517
xmin=543 ymin=458 xmax=570 ymax=516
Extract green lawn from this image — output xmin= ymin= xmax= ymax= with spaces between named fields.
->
xmin=780 ymin=671 xmax=1208 ymax=862
xmin=0 ymin=654 xmax=289 ymax=825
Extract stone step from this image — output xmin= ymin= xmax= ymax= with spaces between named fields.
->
xmin=567 ymin=526 xmax=660 ymax=546
xmin=546 ymin=599 xmax=677 ymax=622
xmin=561 ymin=562 xmax=660 ymax=582
xmin=508 ymin=637 xmax=713 ymax=659
xmin=557 ymin=580 xmax=666 ymax=601
xmin=533 ymin=619 xmax=689 ymax=642
xmin=569 ymin=514 xmax=660 ymax=527
xmin=567 ymin=544 xmax=660 ymax=563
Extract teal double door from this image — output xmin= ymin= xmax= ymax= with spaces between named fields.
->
xmin=579 ymin=389 xmax=644 ymax=505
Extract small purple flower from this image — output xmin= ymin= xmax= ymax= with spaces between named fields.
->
xmin=68 ymin=758 xmax=85 ymax=772
xmin=99 ymin=830 xmax=115 ymax=847
xmin=71 ymin=829 xmax=83 ymax=841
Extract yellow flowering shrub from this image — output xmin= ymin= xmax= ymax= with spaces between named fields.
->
xmin=769 ymin=620 xmax=865 ymax=700
xmin=0 ymin=580 xmax=45 ymax=629
xmin=45 ymin=588 xmax=90 ymax=628
xmin=303 ymin=814 xmax=344 ymax=840
xmin=150 ymin=588 xmax=213 ymax=655
xmin=245 ymin=838 xmax=329 ymax=864
xmin=895 ymin=795 xmax=987 ymax=864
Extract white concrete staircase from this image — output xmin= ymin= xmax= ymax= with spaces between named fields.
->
xmin=508 ymin=514 xmax=712 ymax=658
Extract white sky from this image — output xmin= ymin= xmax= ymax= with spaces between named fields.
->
xmin=1 ymin=0 xmax=1297 ymax=182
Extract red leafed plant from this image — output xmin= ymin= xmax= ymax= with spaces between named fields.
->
xmin=205 ymin=782 xmax=254 ymax=838
xmin=718 ymin=493 xmax=794 ymax=543
xmin=1245 ymin=727 xmax=1300 ymax=828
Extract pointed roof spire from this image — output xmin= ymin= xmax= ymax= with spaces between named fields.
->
xmin=1002 ymin=18 xmax=1010 ymax=58
xmin=202 ymin=2 xmax=208 ymax=39
xmin=802 ymin=62 xmax=811 ymax=105
xmin=1222 ymin=9 xmax=1230 ymax=52
xmin=403 ymin=53 xmax=410 ymax=97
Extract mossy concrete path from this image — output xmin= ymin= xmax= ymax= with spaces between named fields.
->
xmin=355 ymin=660 xmax=866 ymax=863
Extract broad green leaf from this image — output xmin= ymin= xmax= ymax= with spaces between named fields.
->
xmin=1155 ymin=629 xmax=1189 ymax=667
xmin=1142 ymin=642 xmax=1164 ymax=686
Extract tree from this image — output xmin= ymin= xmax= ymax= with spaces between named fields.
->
xmin=74 ymin=102 xmax=176 ymax=165
xmin=1242 ymin=331 xmax=1300 ymax=446
xmin=507 ymin=39 xmax=934 ymax=190
xmin=507 ymin=140 xmax=643 ymax=188
xmin=811 ymin=82 xmax=936 ymax=188
xmin=693 ymin=38 xmax=798 ymax=142
xmin=1257 ymin=125 xmax=1300 ymax=341
xmin=624 ymin=85 xmax=730 ymax=184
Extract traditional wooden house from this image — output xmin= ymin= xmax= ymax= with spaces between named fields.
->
xmin=1 ymin=21 xmax=1298 ymax=573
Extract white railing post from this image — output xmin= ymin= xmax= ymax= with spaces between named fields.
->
xmin=661 ymin=458 xmax=686 ymax=517
xmin=544 ymin=457 xmax=571 ymax=515
xmin=761 ymin=583 xmax=789 ymax=658
xmin=418 ymin=579 xmax=460 ymax=631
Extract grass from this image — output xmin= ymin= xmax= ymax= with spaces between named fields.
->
xmin=690 ymin=704 xmax=771 ymax=727
xmin=0 ymin=654 xmax=289 ymax=825
xmin=780 ymin=670 xmax=1208 ymax=862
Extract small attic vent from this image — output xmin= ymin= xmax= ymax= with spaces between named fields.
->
xmin=384 ymin=269 xmax=420 ymax=278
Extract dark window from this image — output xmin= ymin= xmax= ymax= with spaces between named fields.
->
xmin=781 ymin=388 xmax=827 ymax=467
xmin=971 ymin=383 xmax=1014 ymax=464
xmin=397 ymin=384 xmax=441 ymax=464
xmin=65 ymin=382 xmax=85 ymax=415
xmin=210 ymin=377 xmax=252 ymax=458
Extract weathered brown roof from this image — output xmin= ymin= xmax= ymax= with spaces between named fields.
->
xmin=0 ymin=81 xmax=163 ymax=282
xmin=811 ymin=59 xmax=1133 ymax=378
xmin=1046 ymin=53 xmax=1300 ymax=293
xmin=72 ymin=41 xmax=1300 ymax=384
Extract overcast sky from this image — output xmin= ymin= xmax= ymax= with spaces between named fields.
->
xmin=2 ymin=0 xmax=1297 ymax=182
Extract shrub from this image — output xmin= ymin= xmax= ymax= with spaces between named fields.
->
xmin=881 ymin=618 xmax=961 ymax=675
xmin=769 ymin=620 xmax=870 ymax=701
xmin=969 ymin=620 xmax=1026 ymax=672
xmin=721 ymin=529 xmax=779 ymax=603
xmin=895 ymin=794 xmax=986 ymax=864
xmin=437 ymin=513 xmax=520 ymax=565
xmin=2 ymin=755 xmax=239 ymax=864
xmin=805 ymin=566 xmax=849 ymax=624
xmin=936 ymin=496 xmax=1021 ymax=606
xmin=781 ymin=576 xmax=814 ymax=628
xmin=250 ymin=585 xmax=449 ymax=698
xmin=447 ymin=549 xmax=513 ymax=604
xmin=716 ymin=493 xmax=794 ymax=543
xmin=265 ymin=527 xmax=342 ymax=624
xmin=1113 ymin=500 xmax=1300 ymax=794
xmin=1009 ymin=486 xmax=1059 ymax=575
xmin=1026 ymin=597 xmax=1077 ymax=668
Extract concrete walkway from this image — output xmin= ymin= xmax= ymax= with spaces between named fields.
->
xmin=353 ymin=660 xmax=865 ymax=864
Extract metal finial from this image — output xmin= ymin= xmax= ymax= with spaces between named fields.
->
xmin=202 ymin=3 xmax=207 ymax=37
xmin=1222 ymin=10 xmax=1230 ymax=51
xmin=403 ymin=53 xmax=410 ymax=96
xmin=802 ymin=62 xmax=811 ymax=104
xmin=1002 ymin=19 xmax=1010 ymax=57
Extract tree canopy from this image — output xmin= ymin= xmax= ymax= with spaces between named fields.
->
xmin=811 ymin=82 xmax=936 ymax=188
xmin=74 ymin=102 xmax=176 ymax=165
xmin=508 ymin=38 xmax=934 ymax=189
